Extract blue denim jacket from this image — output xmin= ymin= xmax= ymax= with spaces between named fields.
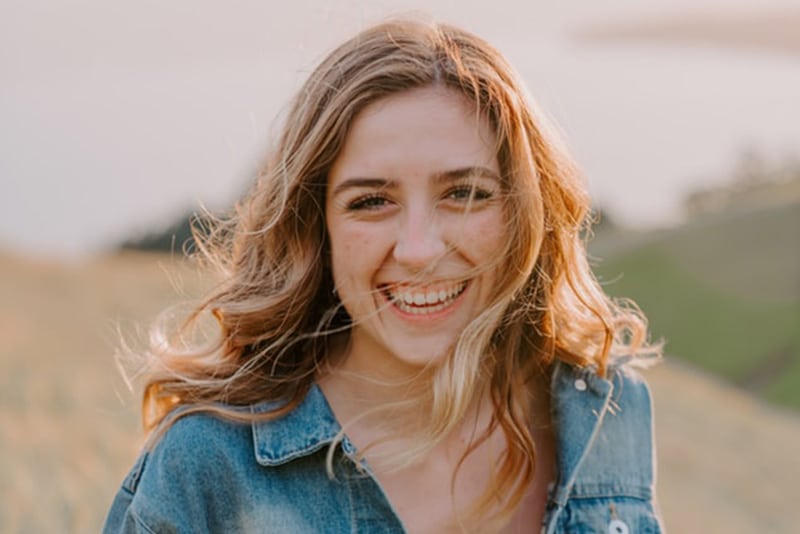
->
xmin=104 ymin=362 xmax=663 ymax=533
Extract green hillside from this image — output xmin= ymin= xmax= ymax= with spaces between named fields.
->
xmin=591 ymin=201 xmax=800 ymax=410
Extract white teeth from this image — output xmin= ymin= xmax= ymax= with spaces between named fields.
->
xmin=387 ymin=281 xmax=467 ymax=314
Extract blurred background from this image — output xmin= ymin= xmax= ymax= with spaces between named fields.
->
xmin=1 ymin=0 xmax=798 ymax=531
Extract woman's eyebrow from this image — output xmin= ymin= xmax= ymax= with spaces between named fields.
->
xmin=330 ymin=177 xmax=393 ymax=197
xmin=331 ymin=166 xmax=499 ymax=197
xmin=432 ymin=166 xmax=501 ymax=184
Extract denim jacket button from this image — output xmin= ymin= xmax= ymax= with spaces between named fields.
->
xmin=573 ymin=378 xmax=587 ymax=391
xmin=608 ymin=519 xmax=629 ymax=534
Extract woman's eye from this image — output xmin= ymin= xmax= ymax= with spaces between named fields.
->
xmin=446 ymin=186 xmax=492 ymax=202
xmin=347 ymin=194 xmax=389 ymax=211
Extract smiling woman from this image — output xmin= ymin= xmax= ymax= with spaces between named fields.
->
xmin=104 ymin=18 xmax=664 ymax=534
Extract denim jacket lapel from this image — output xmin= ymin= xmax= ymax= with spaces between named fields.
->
xmin=250 ymin=384 xmax=341 ymax=466
xmin=547 ymin=361 xmax=614 ymax=512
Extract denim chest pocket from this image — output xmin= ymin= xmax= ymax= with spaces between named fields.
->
xmin=555 ymin=497 xmax=663 ymax=534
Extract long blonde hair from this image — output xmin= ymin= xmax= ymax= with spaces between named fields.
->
xmin=135 ymin=18 xmax=659 ymax=529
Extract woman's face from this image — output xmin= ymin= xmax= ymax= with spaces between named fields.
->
xmin=325 ymin=86 xmax=506 ymax=376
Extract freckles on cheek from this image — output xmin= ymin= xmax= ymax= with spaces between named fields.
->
xmin=337 ymin=226 xmax=374 ymax=255
xmin=467 ymin=212 xmax=507 ymax=254
xmin=330 ymin=224 xmax=378 ymax=281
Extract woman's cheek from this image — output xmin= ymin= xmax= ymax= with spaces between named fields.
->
xmin=468 ymin=210 xmax=507 ymax=255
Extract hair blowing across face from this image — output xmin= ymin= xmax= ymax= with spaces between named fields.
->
xmin=135 ymin=18 xmax=660 ymax=527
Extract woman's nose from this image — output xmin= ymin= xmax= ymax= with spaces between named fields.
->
xmin=392 ymin=208 xmax=447 ymax=271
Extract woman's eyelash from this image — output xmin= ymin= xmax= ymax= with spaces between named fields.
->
xmin=346 ymin=194 xmax=389 ymax=211
xmin=446 ymin=185 xmax=493 ymax=201
xmin=345 ymin=185 xmax=494 ymax=210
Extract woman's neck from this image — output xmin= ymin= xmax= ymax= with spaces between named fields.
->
xmin=317 ymin=340 xmax=494 ymax=465
xmin=319 ymin=332 xmax=434 ymax=406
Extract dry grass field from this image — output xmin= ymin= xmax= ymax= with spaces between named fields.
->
xmin=1 ymin=250 xmax=799 ymax=532
xmin=0 ymin=251 xmax=210 ymax=532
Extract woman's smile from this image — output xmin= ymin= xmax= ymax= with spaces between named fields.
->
xmin=380 ymin=280 xmax=470 ymax=318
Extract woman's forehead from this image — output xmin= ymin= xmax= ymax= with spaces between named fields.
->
xmin=328 ymin=87 xmax=500 ymax=184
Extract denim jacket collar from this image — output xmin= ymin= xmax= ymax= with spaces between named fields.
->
xmin=250 ymin=385 xmax=342 ymax=467
xmin=249 ymin=361 xmax=615 ymax=485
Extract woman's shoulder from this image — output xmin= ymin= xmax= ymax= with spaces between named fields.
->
xmin=103 ymin=408 xmax=255 ymax=533
xmin=143 ymin=406 xmax=256 ymax=476
xmin=546 ymin=360 xmax=663 ymax=532
xmin=551 ymin=359 xmax=656 ymax=467
xmin=551 ymin=360 xmax=657 ymax=486
xmin=102 ymin=390 xmax=358 ymax=533
xmin=103 ymin=388 xmax=346 ymax=533
xmin=551 ymin=358 xmax=655 ymax=424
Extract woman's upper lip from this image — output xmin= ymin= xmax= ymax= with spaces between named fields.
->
xmin=377 ymin=279 xmax=469 ymax=291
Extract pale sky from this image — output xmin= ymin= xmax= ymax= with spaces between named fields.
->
xmin=2 ymin=0 xmax=798 ymax=258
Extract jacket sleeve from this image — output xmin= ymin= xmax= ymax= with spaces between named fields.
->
xmin=102 ymin=451 xmax=159 ymax=534
xmin=102 ymin=414 xmax=235 ymax=534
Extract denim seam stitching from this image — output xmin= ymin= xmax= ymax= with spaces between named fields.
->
xmin=345 ymin=462 xmax=358 ymax=534
xmin=130 ymin=508 xmax=158 ymax=534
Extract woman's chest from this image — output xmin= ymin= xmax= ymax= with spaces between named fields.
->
xmin=371 ymin=429 xmax=557 ymax=533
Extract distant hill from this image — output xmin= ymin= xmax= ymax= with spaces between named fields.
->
xmin=119 ymin=212 xmax=196 ymax=254
xmin=591 ymin=199 xmax=800 ymax=410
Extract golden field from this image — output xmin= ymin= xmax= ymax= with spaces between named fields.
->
xmin=1 ymin=250 xmax=799 ymax=532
